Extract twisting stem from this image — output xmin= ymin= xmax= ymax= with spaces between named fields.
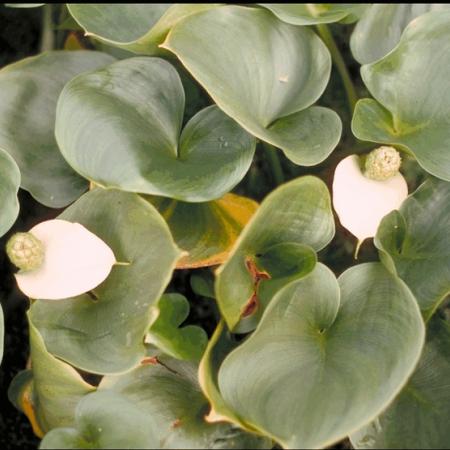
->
xmin=262 ymin=142 xmax=284 ymax=186
xmin=39 ymin=4 xmax=54 ymax=52
xmin=315 ymin=24 xmax=358 ymax=113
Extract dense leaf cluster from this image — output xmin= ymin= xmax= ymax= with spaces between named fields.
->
xmin=0 ymin=4 xmax=449 ymax=449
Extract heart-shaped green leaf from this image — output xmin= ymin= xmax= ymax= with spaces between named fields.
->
xmin=146 ymin=293 xmax=208 ymax=362
xmin=40 ymin=391 xmax=159 ymax=449
xmin=56 ymin=57 xmax=256 ymax=202
xmin=375 ymin=177 xmax=450 ymax=320
xmin=352 ymin=10 xmax=450 ymax=181
xmin=41 ymin=358 xmax=271 ymax=449
xmin=94 ymin=357 xmax=270 ymax=449
xmin=0 ymin=148 xmax=20 ymax=237
xmin=350 ymin=315 xmax=450 ymax=449
xmin=216 ymin=176 xmax=334 ymax=331
xmin=260 ymin=3 xmax=367 ymax=25
xmin=351 ymin=4 xmax=449 ymax=64
xmin=0 ymin=51 xmax=115 ymax=207
xmin=67 ymin=4 xmax=219 ymax=55
xmin=149 ymin=193 xmax=258 ymax=268
xmin=163 ymin=5 xmax=342 ymax=166
xmin=26 ymin=314 xmax=95 ymax=434
xmin=218 ymin=263 xmax=425 ymax=449
xmin=29 ymin=188 xmax=181 ymax=374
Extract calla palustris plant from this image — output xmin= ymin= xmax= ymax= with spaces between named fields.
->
xmin=1 ymin=4 xmax=449 ymax=449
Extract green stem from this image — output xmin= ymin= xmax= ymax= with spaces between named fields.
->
xmin=316 ymin=24 xmax=358 ymax=113
xmin=55 ymin=4 xmax=69 ymax=50
xmin=262 ymin=142 xmax=284 ymax=186
xmin=39 ymin=4 xmax=54 ymax=52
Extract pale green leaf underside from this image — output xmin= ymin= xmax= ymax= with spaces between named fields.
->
xmin=216 ymin=176 xmax=335 ymax=330
xmin=56 ymin=57 xmax=256 ymax=202
xmin=163 ymin=5 xmax=341 ymax=166
xmin=260 ymin=3 xmax=367 ymax=25
xmin=29 ymin=188 xmax=181 ymax=375
xmin=351 ymin=316 xmax=450 ymax=449
xmin=67 ymin=4 xmax=219 ymax=55
xmin=375 ymin=178 xmax=450 ymax=320
xmin=218 ymin=263 xmax=425 ymax=449
xmin=351 ymin=4 xmax=449 ymax=64
xmin=0 ymin=51 xmax=115 ymax=207
xmin=0 ymin=147 xmax=20 ymax=237
xmin=146 ymin=293 xmax=208 ymax=362
xmin=352 ymin=11 xmax=450 ymax=181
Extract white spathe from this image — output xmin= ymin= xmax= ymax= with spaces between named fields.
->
xmin=15 ymin=219 xmax=116 ymax=300
xmin=333 ymin=155 xmax=408 ymax=242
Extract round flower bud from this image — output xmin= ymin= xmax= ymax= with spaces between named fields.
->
xmin=6 ymin=232 xmax=44 ymax=271
xmin=364 ymin=146 xmax=402 ymax=181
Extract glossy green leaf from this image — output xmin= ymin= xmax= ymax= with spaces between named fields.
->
xmin=351 ymin=4 xmax=449 ymax=64
xmin=163 ymin=5 xmax=342 ymax=166
xmin=56 ymin=57 xmax=256 ymax=202
xmin=149 ymin=193 xmax=258 ymax=268
xmin=0 ymin=51 xmax=115 ymax=207
xmin=260 ymin=3 xmax=367 ymax=25
xmin=29 ymin=188 xmax=181 ymax=374
xmin=146 ymin=293 xmax=207 ymax=362
xmin=216 ymin=176 xmax=334 ymax=331
xmin=27 ymin=314 xmax=95 ymax=433
xmin=0 ymin=148 xmax=20 ymax=237
xmin=218 ymin=263 xmax=425 ymax=449
xmin=352 ymin=11 xmax=450 ymax=181
xmin=375 ymin=178 xmax=450 ymax=320
xmin=67 ymin=4 xmax=219 ymax=55
xmin=96 ymin=357 xmax=271 ymax=449
xmin=350 ymin=315 xmax=450 ymax=449
xmin=40 ymin=391 xmax=159 ymax=449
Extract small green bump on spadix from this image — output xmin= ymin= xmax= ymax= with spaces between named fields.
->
xmin=6 ymin=232 xmax=45 ymax=271
xmin=364 ymin=146 xmax=401 ymax=181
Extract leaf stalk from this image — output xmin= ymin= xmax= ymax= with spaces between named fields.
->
xmin=316 ymin=24 xmax=358 ymax=114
